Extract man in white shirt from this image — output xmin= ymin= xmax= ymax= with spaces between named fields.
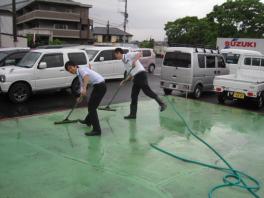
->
xmin=65 ymin=61 xmax=106 ymax=136
xmin=114 ymin=48 xmax=166 ymax=119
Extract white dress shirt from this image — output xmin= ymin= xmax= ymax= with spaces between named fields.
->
xmin=122 ymin=52 xmax=145 ymax=76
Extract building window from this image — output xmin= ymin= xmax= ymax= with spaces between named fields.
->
xmin=54 ymin=24 xmax=68 ymax=30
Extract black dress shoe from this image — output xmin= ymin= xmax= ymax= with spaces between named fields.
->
xmin=160 ymin=103 xmax=167 ymax=112
xmin=124 ymin=115 xmax=136 ymax=119
xmin=78 ymin=119 xmax=91 ymax=127
xmin=85 ymin=131 xmax=101 ymax=136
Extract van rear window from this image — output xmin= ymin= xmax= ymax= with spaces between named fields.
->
xmin=163 ymin=51 xmax=191 ymax=68
xmin=223 ymin=53 xmax=240 ymax=64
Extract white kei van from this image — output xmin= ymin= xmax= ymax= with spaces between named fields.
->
xmin=0 ymin=48 xmax=89 ymax=103
xmin=79 ymin=46 xmax=129 ymax=79
xmin=160 ymin=47 xmax=229 ymax=98
xmin=220 ymin=49 xmax=262 ymax=74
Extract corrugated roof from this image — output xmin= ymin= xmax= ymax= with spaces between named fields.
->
xmin=93 ymin=27 xmax=133 ymax=36
xmin=0 ymin=0 xmax=91 ymax=11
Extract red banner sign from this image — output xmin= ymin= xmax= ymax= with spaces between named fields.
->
xmin=224 ymin=41 xmax=256 ymax=48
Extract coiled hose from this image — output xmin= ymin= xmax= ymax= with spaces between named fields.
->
xmin=150 ymin=97 xmax=260 ymax=198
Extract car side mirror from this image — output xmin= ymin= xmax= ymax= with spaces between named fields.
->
xmin=38 ymin=62 xmax=47 ymax=69
xmin=99 ymin=57 xmax=104 ymax=61
xmin=5 ymin=59 xmax=16 ymax=66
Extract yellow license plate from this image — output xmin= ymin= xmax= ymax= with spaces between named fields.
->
xmin=233 ymin=92 xmax=244 ymax=99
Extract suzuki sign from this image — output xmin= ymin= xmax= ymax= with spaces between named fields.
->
xmin=217 ymin=38 xmax=264 ymax=54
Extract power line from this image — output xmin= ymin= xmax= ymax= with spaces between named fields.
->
xmin=92 ymin=17 xmax=123 ymax=27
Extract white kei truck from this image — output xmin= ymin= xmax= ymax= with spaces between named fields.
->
xmin=214 ymin=54 xmax=264 ymax=109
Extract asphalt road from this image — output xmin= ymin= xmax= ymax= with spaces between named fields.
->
xmin=0 ymin=58 xmax=263 ymax=119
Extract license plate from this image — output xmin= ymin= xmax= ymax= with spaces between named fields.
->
xmin=233 ymin=92 xmax=244 ymax=99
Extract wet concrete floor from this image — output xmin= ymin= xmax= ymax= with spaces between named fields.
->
xmin=0 ymin=96 xmax=263 ymax=198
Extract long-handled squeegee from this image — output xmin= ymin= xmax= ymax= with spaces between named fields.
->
xmin=54 ymin=100 xmax=80 ymax=124
xmin=98 ymin=85 xmax=123 ymax=111
xmin=98 ymin=67 xmax=134 ymax=111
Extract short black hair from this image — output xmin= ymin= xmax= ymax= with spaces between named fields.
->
xmin=65 ymin=61 xmax=76 ymax=71
xmin=114 ymin=48 xmax=124 ymax=54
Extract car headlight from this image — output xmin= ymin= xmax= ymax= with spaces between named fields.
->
xmin=0 ymin=75 xmax=6 ymax=82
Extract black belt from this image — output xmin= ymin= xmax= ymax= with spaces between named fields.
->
xmin=93 ymin=81 xmax=105 ymax=87
xmin=134 ymin=71 xmax=146 ymax=77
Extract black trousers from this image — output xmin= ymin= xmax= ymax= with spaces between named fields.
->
xmin=130 ymin=71 xmax=161 ymax=115
xmin=85 ymin=82 xmax=106 ymax=132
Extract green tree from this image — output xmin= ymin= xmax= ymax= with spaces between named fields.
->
xmin=164 ymin=16 xmax=217 ymax=47
xmin=164 ymin=0 xmax=264 ymax=47
xmin=27 ymin=34 xmax=34 ymax=48
xmin=49 ymin=38 xmax=64 ymax=45
xmin=140 ymin=38 xmax=155 ymax=48
xmin=207 ymin=0 xmax=264 ymax=38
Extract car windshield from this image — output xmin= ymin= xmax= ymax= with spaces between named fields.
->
xmin=16 ymin=52 xmax=41 ymax=68
xmin=85 ymin=50 xmax=99 ymax=61
xmin=0 ymin=52 xmax=8 ymax=62
xmin=222 ymin=53 xmax=240 ymax=64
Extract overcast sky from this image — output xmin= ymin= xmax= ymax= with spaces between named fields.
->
xmin=75 ymin=0 xmax=262 ymax=41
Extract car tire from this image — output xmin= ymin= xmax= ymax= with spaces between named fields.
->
xmin=148 ymin=64 xmax=155 ymax=73
xmin=163 ymin=88 xmax=172 ymax=95
xmin=255 ymin=93 xmax=264 ymax=109
xmin=217 ymin=92 xmax=226 ymax=104
xmin=8 ymin=82 xmax=31 ymax=103
xmin=192 ymin=85 xmax=202 ymax=99
xmin=71 ymin=78 xmax=80 ymax=97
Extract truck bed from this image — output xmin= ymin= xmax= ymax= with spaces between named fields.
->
xmin=215 ymin=69 xmax=264 ymax=84
xmin=214 ymin=68 xmax=264 ymax=92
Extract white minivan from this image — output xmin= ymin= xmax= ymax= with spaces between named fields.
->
xmin=80 ymin=46 xmax=129 ymax=79
xmin=0 ymin=48 xmax=89 ymax=103
xmin=160 ymin=47 xmax=229 ymax=98
xmin=221 ymin=48 xmax=262 ymax=74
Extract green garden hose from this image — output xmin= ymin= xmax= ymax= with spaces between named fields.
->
xmin=151 ymin=97 xmax=260 ymax=198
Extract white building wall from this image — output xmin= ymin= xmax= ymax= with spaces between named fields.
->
xmin=0 ymin=34 xmax=27 ymax=47
xmin=0 ymin=15 xmax=13 ymax=34
xmin=111 ymin=36 xmax=117 ymax=43
xmin=96 ymin=35 xmax=103 ymax=43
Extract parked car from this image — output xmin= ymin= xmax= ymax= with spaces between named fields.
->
xmin=82 ymin=46 xmax=129 ymax=79
xmin=0 ymin=48 xmax=89 ymax=103
xmin=0 ymin=48 xmax=30 ymax=67
xmin=220 ymin=48 xmax=262 ymax=74
xmin=214 ymin=54 xmax=264 ymax=109
xmin=160 ymin=47 xmax=229 ymax=98
xmin=36 ymin=44 xmax=79 ymax=49
xmin=133 ymin=48 xmax=156 ymax=73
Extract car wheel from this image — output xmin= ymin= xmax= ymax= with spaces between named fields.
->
xmin=8 ymin=82 xmax=31 ymax=103
xmin=163 ymin=88 xmax=172 ymax=95
xmin=217 ymin=92 xmax=226 ymax=104
xmin=148 ymin=64 xmax=155 ymax=73
xmin=192 ymin=85 xmax=202 ymax=99
xmin=255 ymin=93 xmax=264 ymax=109
xmin=71 ymin=78 xmax=80 ymax=97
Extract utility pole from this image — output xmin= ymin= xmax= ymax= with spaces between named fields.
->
xmin=12 ymin=0 xmax=17 ymax=43
xmin=123 ymin=0 xmax=128 ymax=43
xmin=106 ymin=20 xmax=110 ymax=42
